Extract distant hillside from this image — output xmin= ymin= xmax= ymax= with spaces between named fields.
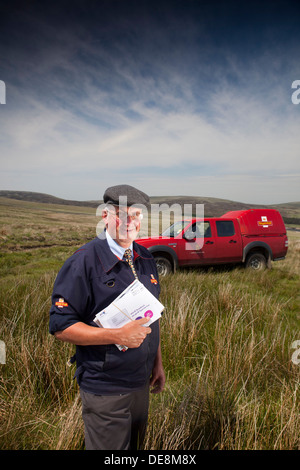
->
xmin=149 ymin=195 xmax=259 ymax=217
xmin=0 ymin=190 xmax=98 ymax=208
xmin=0 ymin=190 xmax=299 ymax=221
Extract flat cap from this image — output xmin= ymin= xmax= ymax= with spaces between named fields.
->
xmin=103 ymin=184 xmax=150 ymax=208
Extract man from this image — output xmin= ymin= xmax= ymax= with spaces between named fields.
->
xmin=49 ymin=184 xmax=165 ymax=450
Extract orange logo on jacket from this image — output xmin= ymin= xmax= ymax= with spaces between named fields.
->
xmin=150 ymin=274 xmax=158 ymax=284
xmin=55 ymin=298 xmax=68 ymax=308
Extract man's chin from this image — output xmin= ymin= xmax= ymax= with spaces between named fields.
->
xmin=118 ymin=229 xmax=138 ymax=241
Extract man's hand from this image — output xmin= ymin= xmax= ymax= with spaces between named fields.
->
xmin=150 ymin=364 xmax=165 ymax=394
xmin=117 ymin=317 xmax=152 ymax=348
xmin=150 ymin=344 xmax=165 ymax=394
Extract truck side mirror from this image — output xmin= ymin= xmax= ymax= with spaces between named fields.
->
xmin=183 ymin=232 xmax=196 ymax=241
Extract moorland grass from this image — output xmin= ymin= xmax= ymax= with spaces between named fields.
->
xmin=0 ymin=200 xmax=299 ymax=450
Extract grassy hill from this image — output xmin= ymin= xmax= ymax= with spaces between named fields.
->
xmin=0 ymin=190 xmax=98 ymax=208
xmin=1 ymin=190 xmax=300 ymax=221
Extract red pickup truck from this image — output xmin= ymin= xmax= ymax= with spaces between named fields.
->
xmin=137 ymin=209 xmax=288 ymax=276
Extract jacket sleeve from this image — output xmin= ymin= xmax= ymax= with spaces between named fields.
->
xmin=49 ymin=252 xmax=92 ymax=335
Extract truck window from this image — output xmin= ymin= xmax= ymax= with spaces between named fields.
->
xmin=185 ymin=221 xmax=211 ymax=238
xmin=203 ymin=221 xmax=211 ymax=238
xmin=216 ymin=220 xmax=235 ymax=237
xmin=162 ymin=221 xmax=190 ymax=237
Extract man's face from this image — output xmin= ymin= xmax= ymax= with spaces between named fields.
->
xmin=103 ymin=205 xmax=143 ymax=246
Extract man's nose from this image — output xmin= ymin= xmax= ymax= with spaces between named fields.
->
xmin=119 ymin=213 xmax=133 ymax=224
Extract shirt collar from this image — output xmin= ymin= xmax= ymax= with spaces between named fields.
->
xmin=105 ymin=230 xmax=133 ymax=260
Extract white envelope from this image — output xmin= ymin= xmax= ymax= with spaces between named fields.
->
xmin=93 ymin=279 xmax=164 ymax=351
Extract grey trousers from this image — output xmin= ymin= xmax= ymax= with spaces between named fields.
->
xmin=80 ymin=383 xmax=150 ymax=450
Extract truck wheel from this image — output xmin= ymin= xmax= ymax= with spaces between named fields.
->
xmin=245 ymin=253 xmax=267 ymax=271
xmin=154 ymin=256 xmax=172 ymax=276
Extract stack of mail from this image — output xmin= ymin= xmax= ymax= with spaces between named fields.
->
xmin=93 ymin=280 xmax=164 ymax=351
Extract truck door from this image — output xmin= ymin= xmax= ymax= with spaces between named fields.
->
xmin=214 ymin=219 xmax=242 ymax=262
xmin=179 ymin=220 xmax=217 ymax=265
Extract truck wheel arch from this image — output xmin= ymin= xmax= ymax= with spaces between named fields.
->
xmin=147 ymin=245 xmax=179 ymax=273
xmin=243 ymin=241 xmax=273 ymax=268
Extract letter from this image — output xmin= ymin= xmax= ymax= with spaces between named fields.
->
xmin=0 ymin=80 xmax=5 ymax=104
xmin=184 ymin=203 xmax=204 ymax=250
xmin=149 ymin=455 xmax=156 ymax=464
xmin=291 ymin=80 xmax=300 ymax=105
xmin=150 ymin=203 xmax=183 ymax=238
xmin=96 ymin=202 xmax=109 ymax=238
xmin=291 ymin=340 xmax=300 ymax=365
xmin=0 ymin=340 xmax=5 ymax=364
xmin=171 ymin=455 xmax=182 ymax=465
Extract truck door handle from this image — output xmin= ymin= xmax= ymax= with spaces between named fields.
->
xmin=229 ymin=240 xmax=237 ymax=243
xmin=205 ymin=241 xmax=214 ymax=244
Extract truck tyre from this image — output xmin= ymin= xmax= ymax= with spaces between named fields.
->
xmin=245 ymin=253 xmax=267 ymax=271
xmin=154 ymin=256 xmax=172 ymax=276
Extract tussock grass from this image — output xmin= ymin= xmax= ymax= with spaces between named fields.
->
xmin=143 ymin=238 xmax=300 ymax=450
xmin=0 ymin=200 xmax=299 ymax=449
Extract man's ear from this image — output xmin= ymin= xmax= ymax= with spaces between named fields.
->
xmin=102 ymin=209 xmax=108 ymax=225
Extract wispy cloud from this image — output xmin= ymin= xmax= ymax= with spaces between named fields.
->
xmin=0 ymin=1 xmax=299 ymax=203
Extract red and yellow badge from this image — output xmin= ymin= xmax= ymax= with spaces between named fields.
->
xmin=257 ymin=216 xmax=273 ymax=227
xmin=150 ymin=274 xmax=158 ymax=285
xmin=55 ymin=298 xmax=68 ymax=308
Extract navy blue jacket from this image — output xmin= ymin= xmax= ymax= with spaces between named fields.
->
xmin=49 ymin=232 xmax=161 ymax=395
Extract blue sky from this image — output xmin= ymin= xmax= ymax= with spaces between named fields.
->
xmin=0 ymin=0 xmax=300 ymax=204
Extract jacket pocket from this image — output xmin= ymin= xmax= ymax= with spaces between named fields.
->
xmin=103 ymin=342 xmax=149 ymax=378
